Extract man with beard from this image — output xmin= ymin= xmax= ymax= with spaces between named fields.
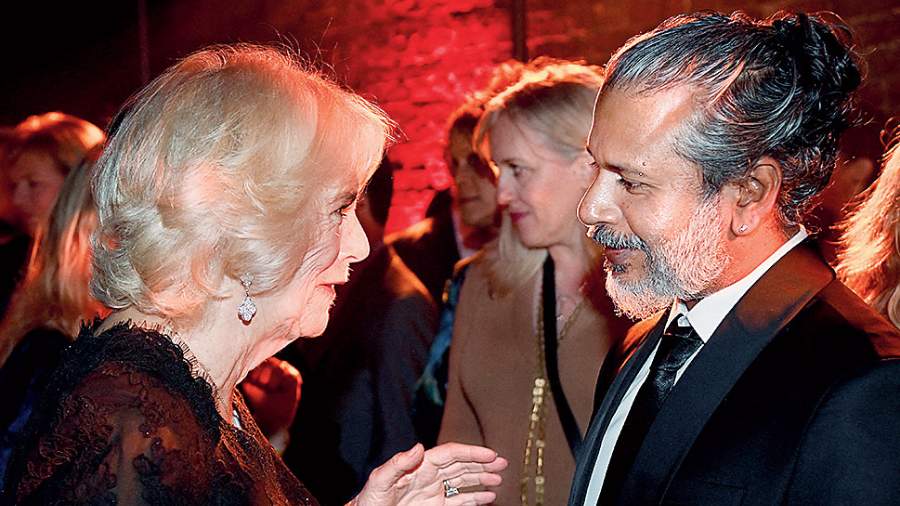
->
xmin=569 ymin=11 xmax=900 ymax=506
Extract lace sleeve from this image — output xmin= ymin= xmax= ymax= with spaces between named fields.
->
xmin=8 ymin=364 xmax=226 ymax=505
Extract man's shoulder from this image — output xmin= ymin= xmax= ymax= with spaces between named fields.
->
xmin=801 ymin=278 xmax=900 ymax=360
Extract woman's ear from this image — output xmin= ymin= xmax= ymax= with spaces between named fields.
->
xmin=726 ymin=156 xmax=782 ymax=236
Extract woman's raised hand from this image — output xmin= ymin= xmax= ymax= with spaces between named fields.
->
xmin=350 ymin=442 xmax=507 ymax=506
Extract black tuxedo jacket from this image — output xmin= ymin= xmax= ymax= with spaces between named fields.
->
xmin=569 ymin=244 xmax=900 ymax=505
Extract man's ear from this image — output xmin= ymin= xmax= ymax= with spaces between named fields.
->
xmin=725 ymin=156 xmax=782 ymax=236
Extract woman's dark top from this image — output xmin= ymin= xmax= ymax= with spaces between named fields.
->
xmin=2 ymin=322 xmax=318 ymax=505
xmin=0 ymin=327 xmax=69 ymax=488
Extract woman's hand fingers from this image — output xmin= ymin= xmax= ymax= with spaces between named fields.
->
xmin=368 ymin=443 xmax=424 ymax=489
xmin=424 ymin=442 xmax=504 ymax=467
xmin=439 ymin=469 xmax=504 ymax=489
xmin=354 ymin=443 xmax=506 ymax=506
xmin=445 ymin=490 xmax=497 ymax=506
xmin=434 ymin=457 xmax=509 ymax=478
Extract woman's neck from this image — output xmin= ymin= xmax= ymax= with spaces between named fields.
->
xmin=100 ymin=306 xmax=255 ymax=418
xmin=547 ymin=239 xmax=593 ymax=318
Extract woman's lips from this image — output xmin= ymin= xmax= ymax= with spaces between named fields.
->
xmin=509 ymin=211 xmax=527 ymax=224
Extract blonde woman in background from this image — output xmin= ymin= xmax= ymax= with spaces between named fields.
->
xmin=0 ymin=152 xmax=107 ymax=486
xmin=1 ymin=113 xmax=104 ymax=321
xmin=438 ymin=59 xmax=628 ymax=506
xmin=838 ymin=126 xmax=900 ymax=329
xmin=5 ymin=112 xmax=105 ymax=237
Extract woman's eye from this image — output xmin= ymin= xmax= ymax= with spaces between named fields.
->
xmin=335 ymin=202 xmax=354 ymax=221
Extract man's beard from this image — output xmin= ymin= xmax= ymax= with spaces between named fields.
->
xmin=589 ymin=196 xmax=732 ymax=320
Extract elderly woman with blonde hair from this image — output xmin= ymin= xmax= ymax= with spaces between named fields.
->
xmin=838 ymin=127 xmax=900 ymax=329
xmin=3 ymin=45 xmax=506 ymax=505
xmin=437 ymin=59 xmax=628 ymax=505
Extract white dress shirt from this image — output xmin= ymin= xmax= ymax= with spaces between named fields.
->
xmin=582 ymin=228 xmax=808 ymax=505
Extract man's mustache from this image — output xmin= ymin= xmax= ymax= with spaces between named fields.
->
xmin=587 ymin=224 xmax=646 ymax=251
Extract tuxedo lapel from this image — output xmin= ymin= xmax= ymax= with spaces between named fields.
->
xmin=616 ymin=244 xmax=835 ymax=504
xmin=567 ymin=312 xmax=666 ymax=506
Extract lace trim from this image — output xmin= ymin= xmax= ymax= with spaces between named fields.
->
xmin=88 ymin=320 xmax=254 ymax=433
xmin=95 ymin=319 xmax=221 ymax=390
xmin=6 ymin=319 xmax=317 ymax=505
xmin=75 ymin=318 xmax=225 ymax=433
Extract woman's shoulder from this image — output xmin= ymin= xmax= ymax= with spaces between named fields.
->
xmin=5 ymin=324 xmax=233 ymax=505
xmin=44 ymin=322 xmax=222 ymax=430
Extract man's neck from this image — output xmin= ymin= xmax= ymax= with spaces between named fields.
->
xmin=681 ymin=226 xmax=805 ymax=322
xmin=718 ymin=223 xmax=796 ymax=290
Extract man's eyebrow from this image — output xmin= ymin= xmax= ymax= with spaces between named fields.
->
xmin=596 ymin=160 xmax=648 ymax=179
xmin=585 ymin=145 xmax=647 ymax=177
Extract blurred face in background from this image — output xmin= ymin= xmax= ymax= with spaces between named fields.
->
xmin=491 ymin=114 xmax=593 ymax=250
xmin=448 ymin=128 xmax=497 ymax=229
xmin=0 ymin=169 xmax=21 ymax=231
xmin=8 ymin=149 xmax=66 ymax=236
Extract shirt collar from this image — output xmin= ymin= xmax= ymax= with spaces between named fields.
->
xmin=666 ymin=227 xmax=809 ymax=342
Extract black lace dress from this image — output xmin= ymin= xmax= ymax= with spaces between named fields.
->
xmin=2 ymin=322 xmax=318 ymax=505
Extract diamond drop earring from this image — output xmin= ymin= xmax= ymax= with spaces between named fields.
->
xmin=237 ymin=274 xmax=257 ymax=323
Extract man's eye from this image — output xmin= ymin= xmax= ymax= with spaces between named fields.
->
xmin=617 ymin=176 xmax=643 ymax=192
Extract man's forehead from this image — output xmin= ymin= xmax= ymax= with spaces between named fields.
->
xmin=588 ymin=85 xmax=697 ymax=154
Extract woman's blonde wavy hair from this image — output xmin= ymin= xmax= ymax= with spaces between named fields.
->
xmin=0 ymin=154 xmax=107 ymax=365
xmin=6 ymin=112 xmax=105 ymax=176
xmin=472 ymin=58 xmax=605 ymax=295
xmin=837 ymin=127 xmax=900 ymax=328
xmin=90 ymin=44 xmax=393 ymax=324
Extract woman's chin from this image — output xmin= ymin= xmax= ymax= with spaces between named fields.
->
xmin=294 ymin=315 xmax=330 ymax=340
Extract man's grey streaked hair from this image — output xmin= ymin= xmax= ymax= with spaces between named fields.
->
xmin=602 ymin=11 xmax=862 ymax=225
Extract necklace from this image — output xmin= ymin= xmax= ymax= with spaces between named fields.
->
xmin=520 ymin=296 xmax=583 ymax=506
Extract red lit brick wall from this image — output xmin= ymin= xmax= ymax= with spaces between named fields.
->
xmin=525 ymin=0 xmax=900 ymax=158
xmin=307 ymin=0 xmax=514 ymax=232
xmin=360 ymin=0 xmax=897 ymax=232
xmin=5 ymin=1 xmax=896 ymax=234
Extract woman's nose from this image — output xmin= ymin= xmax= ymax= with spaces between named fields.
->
xmin=496 ymin=171 xmax=514 ymax=206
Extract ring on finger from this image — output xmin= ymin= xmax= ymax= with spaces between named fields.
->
xmin=442 ymin=479 xmax=460 ymax=498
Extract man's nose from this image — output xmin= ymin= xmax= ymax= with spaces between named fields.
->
xmin=578 ymin=170 xmax=621 ymax=227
